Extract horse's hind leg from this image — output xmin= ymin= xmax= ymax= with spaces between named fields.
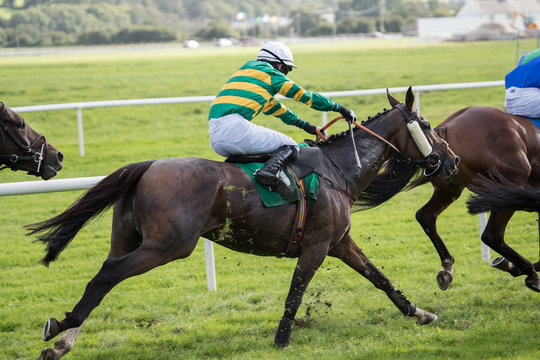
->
xmin=328 ymin=234 xmax=437 ymax=325
xmin=482 ymin=211 xmax=540 ymax=292
xmin=44 ymin=235 xmax=197 ymax=341
xmin=40 ymin=205 xmax=144 ymax=359
xmin=415 ymin=184 xmax=464 ymax=290
xmin=40 ymin=322 xmax=84 ymax=360
xmin=274 ymin=243 xmax=328 ymax=348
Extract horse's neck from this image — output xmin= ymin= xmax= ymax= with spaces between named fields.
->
xmin=322 ymin=127 xmax=392 ymax=197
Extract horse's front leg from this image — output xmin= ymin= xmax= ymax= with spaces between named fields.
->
xmin=275 ymin=243 xmax=328 ymax=348
xmin=328 ymin=234 xmax=437 ymax=325
xmin=536 ymin=212 xmax=540 ymax=271
xmin=416 ymin=184 xmax=463 ymax=290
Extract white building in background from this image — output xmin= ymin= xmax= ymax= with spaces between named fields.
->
xmin=418 ymin=0 xmax=540 ymax=41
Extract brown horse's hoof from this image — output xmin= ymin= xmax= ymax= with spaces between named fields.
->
xmin=436 ymin=270 xmax=453 ymax=290
xmin=525 ymin=277 xmax=540 ymax=292
xmin=39 ymin=347 xmax=60 ymax=360
xmin=43 ymin=318 xmax=60 ymax=341
xmin=490 ymin=257 xmax=523 ymax=277
xmin=414 ymin=307 xmax=438 ymax=325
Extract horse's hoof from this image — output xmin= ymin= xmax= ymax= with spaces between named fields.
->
xmin=39 ymin=348 xmax=59 ymax=360
xmin=43 ymin=318 xmax=60 ymax=341
xmin=525 ymin=277 xmax=540 ymax=292
xmin=436 ymin=270 xmax=453 ymax=290
xmin=415 ymin=308 xmax=438 ymax=325
xmin=274 ymin=328 xmax=291 ymax=349
xmin=490 ymin=257 xmax=523 ymax=277
xmin=274 ymin=331 xmax=291 ymax=349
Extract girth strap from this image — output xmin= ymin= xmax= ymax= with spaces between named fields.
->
xmin=284 ymin=166 xmax=308 ymax=258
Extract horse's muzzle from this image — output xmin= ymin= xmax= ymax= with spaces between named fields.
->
xmin=40 ymin=151 xmax=64 ymax=180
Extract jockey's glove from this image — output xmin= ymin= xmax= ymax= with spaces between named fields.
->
xmin=302 ymin=122 xmax=318 ymax=135
xmin=338 ymin=104 xmax=357 ymax=123
xmin=303 ymin=122 xmax=327 ymax=137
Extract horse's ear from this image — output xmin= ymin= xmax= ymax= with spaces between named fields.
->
xmin=405 ymin=86 xmax=415 ymax=110
xmin=386 ymin=88 xmax=400 ymax=107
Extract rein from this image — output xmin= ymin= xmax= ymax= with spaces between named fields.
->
xmin=0 ymin=120 xmax=46 ymax=175
xmin=317 ymin=115 xmax=408 ymax=159
xmin=317 ymin=105 xmax=447 ymax=177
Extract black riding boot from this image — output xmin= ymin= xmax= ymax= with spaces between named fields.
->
xmin=255 ymin=145 xmax=298 ymax=197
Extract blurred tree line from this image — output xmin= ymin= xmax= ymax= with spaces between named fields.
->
xmin=0 ymin=0 xmax=459 ymax=47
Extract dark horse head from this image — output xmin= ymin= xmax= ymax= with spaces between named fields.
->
xmin=0 ymin=102 xmax=63 ymax=180
xmin=349 ymin=87 xmax=460 ymax=209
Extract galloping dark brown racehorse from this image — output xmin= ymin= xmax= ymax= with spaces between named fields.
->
xmin=0 ymin=102 xmax=63 ymax=179
xmin=362 ymin=106 xmax=540 ymax=293
xmin=28 ymin=88 xmax=459 ymax=360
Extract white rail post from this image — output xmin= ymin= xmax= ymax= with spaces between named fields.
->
xmin=321 ymin=111 xmax=328 ymax=126
xmin=77 ymin=108 xmax=85 ymax=156
xmin=204 ymin=238 xmax=217 ymax=291
xmin=478 ymin=212 xmax=491 ymax=262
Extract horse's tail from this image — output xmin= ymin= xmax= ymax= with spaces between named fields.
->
xmin=26 ymin=160 xmax=155 ymax=266
xmin=467 ymin=182 xmax=540 ymax=214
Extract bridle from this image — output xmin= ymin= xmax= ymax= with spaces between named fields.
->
xmin=393 ymin=104 xmax=449 ymax=177
xmin=0 ymin=119 xmax=47 ymax=176
xmin=316 ymin=104 xmax=450 ymax=178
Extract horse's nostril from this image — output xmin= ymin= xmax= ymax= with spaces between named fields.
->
xmin=57 ymin=152 xmax=64 ymax=163
xmin=454 ymin=156 xmax=460 ymax=167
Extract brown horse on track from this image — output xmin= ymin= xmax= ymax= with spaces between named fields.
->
xmin=28 ymin=88 xmax=459 ymax=359
xmin=363 ymin=106 xmax=540 ymax=292
xmin=0 ymin=102 xmax=63 ymax=179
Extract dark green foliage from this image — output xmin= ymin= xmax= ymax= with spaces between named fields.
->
xmin=337 ymin=16 xmax=376 ymax=34
xmin=305 ymin=22 xmax=335 ymax=37
xmin=194 ymin=21 xmax=239 ymax=41
xmin=0 ymin=0 xmax=459 ymax=47
xmin=111 ymin=27 xmax=177 ymax=44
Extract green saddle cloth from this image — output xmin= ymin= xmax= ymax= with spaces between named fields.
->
xmin=234 ymin=162 xmax=319 ymax=207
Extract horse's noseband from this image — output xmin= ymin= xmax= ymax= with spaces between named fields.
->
xmin=395 ymin=104 xmax=448 ymax=177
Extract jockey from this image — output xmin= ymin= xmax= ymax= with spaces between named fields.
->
xmin=505 ymin=47 xmax=540 ymax=118
xmin=208 ymin=41 xmax=356 ymax=196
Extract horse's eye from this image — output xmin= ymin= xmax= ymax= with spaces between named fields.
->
xmin=17 ymin=121 xmax=26 ymax=129
xmin=419 ymin=119 xmax=430 ymax=130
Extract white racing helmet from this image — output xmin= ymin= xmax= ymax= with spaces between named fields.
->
xmin=257 ymin=41 xmax=298 ymax=68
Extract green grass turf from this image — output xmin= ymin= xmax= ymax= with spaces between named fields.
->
xmin=1 ymin=38 xmax=539 ymax=359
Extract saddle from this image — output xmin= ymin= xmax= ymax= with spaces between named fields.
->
xmin=225 ymin=145 xmax=323 ymax=179
xmin=226 ymin=145 xmax=323 ymax=257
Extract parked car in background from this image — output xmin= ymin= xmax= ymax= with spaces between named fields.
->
xmin=183 ymin=40 xmax=199 ymax=48
xmin=215 ymin=38 xmax=235 ymax=47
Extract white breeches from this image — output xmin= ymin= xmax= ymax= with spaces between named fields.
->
xmin=505 ymin=87 xmax=540 ymax=118
xmin=209 ymin=114 xmax=299 ymax=157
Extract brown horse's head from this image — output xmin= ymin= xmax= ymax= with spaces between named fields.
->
xmin=0 ymin=102 xmax=63 ymax=180
xmin=386 ymin=87 xmax=459 ymax=180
